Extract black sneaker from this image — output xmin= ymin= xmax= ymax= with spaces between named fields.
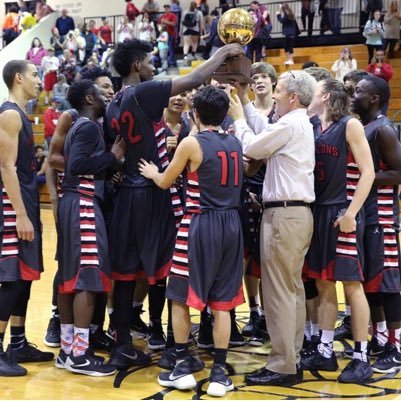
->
xmin=241 ymin=311 xmax=260 ymax=337
xmin=148 ymin=322 xmax=166 ymax=350
xmin=372 ymin=343 xmax=401 ymax=373
xmin=7 ymin=342 xmax=54 ymax=363
xmin=55 ymin=349 xmax=69 ymax=369
xmin=158 ymin=357 xmax=197 ymax=390
xmin=90 ymin=328 xmax=114 ymax=352
xmin=334 ymin=315 xmax=352 ymax=341
xmin=301 ymin=335 xmax=319 ymax=358
xmin=43 ymin=316 xmax=61 ymax=348
xmin=0 ymin=351 xmax=27 ymax=376
xmin=157 ymin=347 xmax=205 ymax=372
xmin=130 ymin=307 xmax=149 ymax=338
xmin=66 ymin=351 xmax=116 ymax=377
xmin=338 ymin=359 xmax=373 ymax=383
xmin=249 ymin=331 xmax=269 ymax=347
xmin=56 ymin=349 xmax=105 ymax=369
xmin=105 ymin=324 xmax=115 ymax=341
xmin=109 ymin=344 xmax=151 ymax=369
xmin=368 ymin=336 xmax=385 ymax=358
xmin=198 ymin=313 xmax=214 ymax=349
xmin=301 ymin=351 xmax=338 ymax=371
xmin=207 ymin=364 xmax=234 ymax=397
xmin=230 ymin=322 xmax=246 ymax=346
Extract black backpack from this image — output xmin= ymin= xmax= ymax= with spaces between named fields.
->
xmin=183 ymin=12 xmax=197 ymax=28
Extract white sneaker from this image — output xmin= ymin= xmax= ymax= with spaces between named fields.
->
xmin=284 ymin=60 xmax=294 ymax=65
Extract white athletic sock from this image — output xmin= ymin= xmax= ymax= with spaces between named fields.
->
xmin=304 ymin=320 xmax=312 ymax=341
xmin=318 ymin=330 xmax=334 ymax=358
xmin=60 ymin=324 xmax=74 ymax=354
xmin=311 ymin=323 xmax=320 ymax=337
xmin=72 ymin=327 xmax=89 ymax=357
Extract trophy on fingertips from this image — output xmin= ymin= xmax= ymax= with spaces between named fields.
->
xmin=213 ymin=8 xmax=255 ymax=84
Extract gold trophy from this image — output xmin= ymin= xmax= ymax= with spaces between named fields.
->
xmin=213 ymin=8 xmax=255 ymax=84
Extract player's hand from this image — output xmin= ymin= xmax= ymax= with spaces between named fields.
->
xmin=111 ymin=135 xmax=126 ymax=160
xmin=334 ymin=212 xmax=356 ymax=233
xmin=138 ymin=158 xmax=159 ymax=180
xmin=232 ymin=81 xmax=250 ymax=104
xmin=166 ymin=135 xmax=178 ymax=152
xmin=220 ymin=43 xmax=244 ymax=59
xmin=109 ymin=171 xmax=123 ymax=186
xmin=370 ymin=57 xmax=376 ymax=65
xmin=249 ymin=192 xmax=262 ymax=211
xmin=16 ymin=215 xmax=34 ymax=241
xmin=229 ymin=94 xmax=245 ymax=121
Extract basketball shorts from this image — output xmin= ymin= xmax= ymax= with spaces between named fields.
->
xmin=166 ymin=209 xmax=245 ymax=311
xmin=109 ymin=186 xmax=176 ymax=284
xmin=363 ymin=224 xmax=401 ymax=293
xmin=305 ymin=204 xmax=365 ymax=282
xmin=57 ymin=194 xmax=111 ymax=294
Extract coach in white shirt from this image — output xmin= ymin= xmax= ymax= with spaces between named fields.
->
xmin=230 ymin=70 xmax=316 ymax=386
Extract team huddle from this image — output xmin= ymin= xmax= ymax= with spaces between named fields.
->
xmin=0 ymin=38 xmax=400 ymax=398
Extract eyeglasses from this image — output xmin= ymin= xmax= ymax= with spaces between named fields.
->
xmin=288 ymin=70 xmax=296 ymax=79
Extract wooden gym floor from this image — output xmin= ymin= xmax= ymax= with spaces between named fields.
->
xmin=2 ymin=207 xmax=401 ymax=400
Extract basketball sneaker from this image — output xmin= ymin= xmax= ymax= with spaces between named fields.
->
xmin=301 ymin=351 xmax=338 ymax=371
xmin=368 ymin=336 xmax=385 ymax=358
xmin=249 ymin=318 xmax=269 ymax=347
xmin=207 ymin=364 xmax=234 ymax=397
xmin=0 ymin=351 xmax=27 ymax=376
xmin=337 ymin=359 xmax=373 ymax=383
xmin=157 ymin=347 xmax=204 ymax=372
xmin=109 ymin=344 xmax=151 ymax=369
xmin=66 ymin=350 xmax=116 ymax=377
xmin=56 ymin=349 xmax=105 ymax=369
xmin=90 ymin=328 xmax=114 ymax=352
xmin=198 ymin=313 xmax=214 ymax=349
xmin=148 ymin=322 xmax=166 ymax=350
xmin=334 ymin=315 xmax=352 ymax=340
xmin=158 ymin=357 xmax=197 ymax=390
xmin=7 ymin=342 xmax=54 ymax=363
xmin=130 ymin=307 xmax=149 ymax=338
xmin=241 ymin=311 xmax=260 ymax=337
xmin=372 ymin=343 xmax=401 ymax=373
xmin=43 ymin=316 xmax=61 ymax=347
xmin=229 ymin=321 xmax=246 ymax=346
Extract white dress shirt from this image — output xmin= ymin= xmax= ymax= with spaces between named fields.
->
xmin=233 ymin=106 xmax=315 ymax=203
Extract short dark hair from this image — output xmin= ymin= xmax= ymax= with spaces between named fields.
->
xmin=251 ymin=62 xmax=277 ymax=85
xmin=362 ymin=75 xmax=390 ymax=109
xmin=193 ymin=86 xmax=229 ymax=126
xmin=343 ymin=69 xmax=370 ymax=84
xmin=3 ymin=60 xmax=32 ymax=90
xmin=303 ymin=66 xmax=332 ymax=82
xmin=9 ymin=5 xmax=18 ymax=13
xmin=112 ymin=39 xmax=153 ymax=78
xmin=302 ymin=61 xmax=319 ymax=69
xmin=67 ymin=79 xmax=97 ymax=111
xmin=79 ymin=65 xmax=111 ymax=82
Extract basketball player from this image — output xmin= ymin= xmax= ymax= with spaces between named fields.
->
xmin=241 ymin=62 xmax=276 ymax=346
xmin=139 ymin=86 xmax=244 ymax=397
xmin=302 ymin=79 xmax=375 ymax=383
xmin=106 ymin=38 xmax=244 ymax=369
xmin=55 ymin=79 xmax=125 ymax=376
xmin=352 ymin=75 xmax=401 ymax=372
xmin=44 ymin=67 xmax=117 ymax=352
xmin=0 ymin=60 xmax=54 ymax=376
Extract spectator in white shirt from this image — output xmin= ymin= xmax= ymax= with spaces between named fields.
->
xmin=41 ymin=47 xmax=59 ymax=104
xmin=229 ymin=70 xmax=316 ymax=386
xmin=331 ymin=47 xmax=358 ymax=81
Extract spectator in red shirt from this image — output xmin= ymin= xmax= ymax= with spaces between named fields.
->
xmin=126 ymin=0 xmax=140 ymax=22
xmin=365 ymin=48 xmax=394 ymax=82
xmin=98 ymin=17 xmax=113 ymax=52
xmin=365 ymin=48 xmax=393 ymax=114
xmin=159 ymin=4 xmax=178 ymax=67
xmin=43 ymin=97 xmax=62 ymax=147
